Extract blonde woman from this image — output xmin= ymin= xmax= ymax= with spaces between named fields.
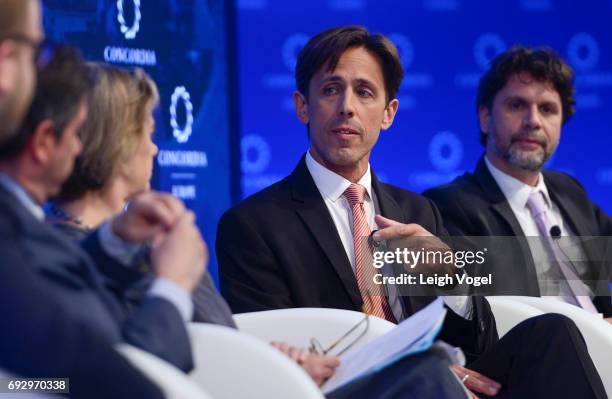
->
xmin=47 ymin=63 xmax=234 ymax=326
xmin=48 ymin=64 xmax=158 ymax=234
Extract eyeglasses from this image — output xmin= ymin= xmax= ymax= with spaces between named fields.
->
xmin=308 ymin=295 xmax=374 ymax=357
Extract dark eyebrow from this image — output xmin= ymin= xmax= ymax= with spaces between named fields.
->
xmin=504 ymin=95 xmax=526 ymax=102
xmin=354 ymin=78 xmax=376 ymax=88
xmin=319 ymin=75 xmax=345 ymax=86
xmin=320 ymin=75 xmax=377 ymax=88
xmin=504 ymin=95 xmax=559 ymax=107
xmin=538 ymin=101 xmax=561 ymax=112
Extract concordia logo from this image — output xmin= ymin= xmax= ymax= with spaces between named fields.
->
xmin=170 ymin=86 xmax=194 ymax=144
xmin=105 ymin=0 xmax=156 ymax=66
xmin=117 ymin=0 xmax=141 ymax=40
xmin=158 ymin=86 xmax=208 ymax=169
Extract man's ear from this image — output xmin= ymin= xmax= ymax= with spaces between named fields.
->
xmin=27 ymin=120 xmax=57 ymax=164
xmin=478 ymin=105 xmax=490 ymax=137
xmin=381 ymin=98 xmax=399 ymax=131
xmin=293 ymin=90 xmax=309 ymax=125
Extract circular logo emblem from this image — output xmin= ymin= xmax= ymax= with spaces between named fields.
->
xmin=282 ymin=34 xmax=309 ymax=72
xmin=567 ymin=33 xmax=599 ymax=72
xmin=429 ymin=131 xmax=463 ymax=172
xmin=170 ymin=86 xmax=194 ymax=144
xmin=117 ymin=0 xmax=141 ymax=40
xmin=387 ymin=33 xmax=414 ymax=69
xmin=474 ymin=33 xmax=506 ymax=71
xmin=241 ymin=135 xmax=271 ymax=174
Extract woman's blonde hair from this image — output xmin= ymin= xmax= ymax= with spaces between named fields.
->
xmin=57 ymin=63 xmax=158 ymax=200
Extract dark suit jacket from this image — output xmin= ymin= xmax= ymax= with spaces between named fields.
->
xmin=218 ymin=156 xmax=498 ymax=361
xmin=0 ymin=183 xmax=193 ymax=371
xmin=0 ymin=208 xmax=164 ymax=398
xmin=54 ymin=221 xmax=237 ymax=328
xmin=424 ymin=156 xmax=612 ymax=316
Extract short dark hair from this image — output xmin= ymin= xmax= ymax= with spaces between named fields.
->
xmin=295 ymin=26 xmax=403 ymax=104
xmin=0 ymin=47 xmax=93 ymax=160
xmin=476 ymin=45 xmax=576 ymax=145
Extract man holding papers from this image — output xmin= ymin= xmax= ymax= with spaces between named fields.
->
xmin=218 ymin=26 xmax=606 ymax=397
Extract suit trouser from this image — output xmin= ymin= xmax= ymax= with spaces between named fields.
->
xmin=326 ymin=349 xmax=466 ymax=399
xmin=468 ymin=313 xmax=606 ymax=399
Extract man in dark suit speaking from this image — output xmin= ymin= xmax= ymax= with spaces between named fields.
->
xmin=218 ymin=27 xmax=605 ymax=397
xmin=424 ymin=46 xmax=612 ymax=318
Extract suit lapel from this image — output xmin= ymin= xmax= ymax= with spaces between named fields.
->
xmin=545 ymin=175 xmax=606 ymax=282
xmin=474 ymin=157 xmax=524 ymax=236
xmin=545 ymin=175 xmax=593 ymax=237
xmin=0 ymin=184 xmax=120 ymax=312
xmin=473 ymin=156 xmax=541 ymax=294
xmin=371 ymin=173 xmax=403 ymax=222
xmin=370 ymin=172 xmax=414 ymax=318
xmin=289 ymin=157 xmax=363 ymax=309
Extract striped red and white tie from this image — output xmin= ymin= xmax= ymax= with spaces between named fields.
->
xmin=343 ymin=183 xmax=396 ymax=322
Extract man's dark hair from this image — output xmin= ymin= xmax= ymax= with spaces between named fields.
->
xmin=295 ymin=26 xmax=404 ymax=104
xmin=0 ymin=47 xmax=93 ymax=159
xmin=476 ymin=45 xmax=576 ymax=145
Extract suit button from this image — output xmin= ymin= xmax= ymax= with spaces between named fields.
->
xmin=479 ymin=320 xmax=485 ymax=331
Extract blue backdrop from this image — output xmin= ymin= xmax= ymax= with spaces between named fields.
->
xmin=42 ymin=0 xmax=238 ymax=283
xmin=237 ymin=0 xmax=612 ymax=215
xmin=41 ymin=0 xmax=611 ymax=286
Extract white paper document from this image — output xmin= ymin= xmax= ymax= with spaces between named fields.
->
xmin=322 ymin=298 xmax=447 ymax=394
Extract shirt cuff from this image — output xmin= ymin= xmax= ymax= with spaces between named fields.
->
xmin=443 ymin=296 xmax=473 ymax=319
xmin=147 ymin=278 xmax=194 ymax=322
xmin=98 ymin=220 xmax=143 ymax=266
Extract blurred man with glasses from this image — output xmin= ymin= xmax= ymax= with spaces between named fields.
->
xmin=0 ymin=1 xmax=171 ymax=398
xmin=0 ymin=0 xmax=44 ymax=144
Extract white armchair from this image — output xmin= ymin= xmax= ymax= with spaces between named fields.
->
xmin=499 ymin=296 xmax=612 ymax=396
xmin=117 ymin=344 xmax=213 ymax=399
xmin=234 ymin=307 xmax=396 ymax=355
xmin=485 ymin=296 xmax=544 ymax=337
xmin=188 ymin=323 xmax=324 ymax=399
xmin=186 ymin=308 xmax=396 ymax=399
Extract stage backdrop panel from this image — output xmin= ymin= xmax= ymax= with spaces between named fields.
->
xmin=42 ymin=0 xmax=239 ymax=283
xmin=237 ymin=0 xmax=612 ymax=214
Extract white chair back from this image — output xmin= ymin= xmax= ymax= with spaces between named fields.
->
xmin=188 ymin=323 xmax=324 ymax=399
xmin=234 ymin=307 xmax=396 ymax=356
xmin=500 ymin=296 xmax=612 ymax=397
xmin=117 ymin=344 xmax=213 ymax=399
xmin=486 ymin=296 xmax=544 ymax=337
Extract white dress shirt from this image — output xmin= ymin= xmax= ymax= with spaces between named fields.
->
xmin=305 ymin=152 xmax=471 ymax=319
xmin=0 ymin=173 xmax=193 ymax=321
xmin=484 ymin=156 xmax=593 ymax=303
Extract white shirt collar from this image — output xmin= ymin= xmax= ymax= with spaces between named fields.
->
xmin=305 ymin=151 xmax=373 ymax=203
xmin=484 ymin=155 xmax=552 ymax=211
xmin=0 ymin=173 xmax=45 ymax=221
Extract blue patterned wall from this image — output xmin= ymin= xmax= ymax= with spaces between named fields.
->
xmin=42 ymin=0 xmax=238 ymax=282
xmin=237 ymin=0 xmax=612 ymax=214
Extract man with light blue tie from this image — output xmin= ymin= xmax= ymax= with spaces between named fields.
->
xmin=424 ymin=45 xmax=612 ymax=318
